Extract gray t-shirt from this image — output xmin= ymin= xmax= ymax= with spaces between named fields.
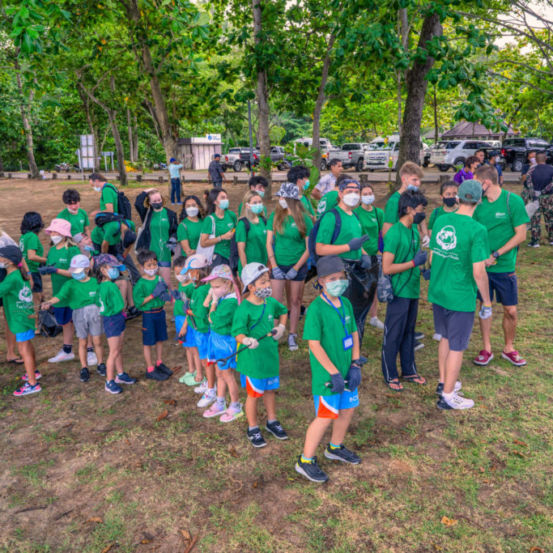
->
xmin=208 ymin=160 xmax=224 ymax=183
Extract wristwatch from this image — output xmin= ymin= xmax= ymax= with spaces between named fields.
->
xmin=492 ymin=250 xmax=500 ymax=259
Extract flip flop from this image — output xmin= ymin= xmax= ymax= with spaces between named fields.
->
xmin=6 ymin=358 xmax=24 ymax=365
xmin=386 ymin=379 xmax=403 ymax=392
xmin=403 ymin=374 xmax=426 ymax=385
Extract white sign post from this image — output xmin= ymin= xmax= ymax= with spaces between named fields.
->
xmin=79 ymin=134 xmax=96 ymax=170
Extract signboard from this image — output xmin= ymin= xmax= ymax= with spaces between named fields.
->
xmin=78 ymin=134 xmax=96 ymax=169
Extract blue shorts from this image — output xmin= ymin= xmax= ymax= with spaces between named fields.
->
xmin=207 ymin=331 xmax=237 ymax=370
xmin=30 ymin=272 xmax=43 ymax=293
xmin=142 ymin=309 xmax=168 ymax=346
xmin=195 ymin=330 xmax=210 ymax=360
xmin=477 ymin=272 xmax=518 ymax=306
xmin=313 ymin=388 xmax=359 ymax=419
xmin=103 ymin=312 xmax=126 ymax=338
xmin=240 ymin=374 xmax=280 ymax=397
xmin=175 ymin=315 xmax=197 ymax=348
xmin=432 ymin=304 xmax=474 ymax=352
xmin=273 ymin=263 xmax=308 ymax=282
xmin=158 ymin=261 xmax=171 ymax=268
xmin=16 ymin=329 xmax=35 ymax=343
xmin=53 ymin=306 xmax=72 ymax=326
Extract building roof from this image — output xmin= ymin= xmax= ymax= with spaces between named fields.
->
xmin=441 ymin=120 xmax=517 ymax=139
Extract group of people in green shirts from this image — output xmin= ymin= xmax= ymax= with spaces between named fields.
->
xmin=0 ymin=158 xmax=531 ymax=483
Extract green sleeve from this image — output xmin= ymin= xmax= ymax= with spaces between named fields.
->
xmin=132 ymin=279 xmax=147 ymax=309
xmin=471 ymin=226 xmax=490 ymax=263
xmin=267 ymin=213 xmax=274 ymax=232
xmin=316 ymin=211 xmax=336 ymax=245
xmin=55 ymin=279 xmax=73 ymax=304
xmin=210 ymin=298 xmax=237 ymax=328
xmin=344 ymin=297 xmax=358 ymax=333
xmin=428 ymin=208 xmax=438 ymax=231
xmin=235 ymin=219 xmax=247 ymax=244
xmin=510 ymin=193 xmax=530 ymax=227
xmin=376 ymin=207 xmax=384 ymax=230
xmin=384 ymin=194 xmax=399 ymax=224
xmin=383 ymin=225 xmax=398 ymax=254
xmin=305 ymin=213 xmax=314 ymax=234
xmin=272 ymin=297 xmax=288 ymax=318
xmin=0 ymin=274 xmax=13 ymax=296
xmin=177 ymin=222 xmax=187 ymax=242
xmin=231 ymin=303 xmax=249 ymax=336
xmin=302 ymin=300 xmax=322 ymax=341
xmin=200 ymin=215 xmax=214 ymax=235
xmin=84 ymin=211 xmax=90 ymax=227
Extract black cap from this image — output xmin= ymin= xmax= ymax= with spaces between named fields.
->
xmin=0 ymin=245 xmax=23 ymax=265
xmin=316 ymin=255 xmax=345 ymax=278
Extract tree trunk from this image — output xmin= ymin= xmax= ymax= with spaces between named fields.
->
xmin=396 ymin=12 xmax=442 ymax=185
xmin=252 ymin=0 xmax=272 ymax=190
xmin=127 ymin=108 xmax=134 ymax=163
xmin=433 ymin=85 xmax=439 ymax=143
xmin=396 ymin=9 xmax=409 ymax=135
xmin=132 ymin=112 xmax=139 ymax=161
xmin=14 ymin=61 xmax=39 ymax=178
xmin=108 ymin=110 xmax=128 ymax=186
xmin=123 ymin=0 xmax=177 ymax=162
xmin=312 ymin=34 xmax=336 ymax=173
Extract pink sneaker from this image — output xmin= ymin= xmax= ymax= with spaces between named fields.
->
xmin=203 ymin=401 xmax=226 ymax=418
xmin=22 ymin=370 xmax=42 ymax=382
xmin=219 ymin=404 xmax=243 ymax=423
xmin=501 ymin=350 xmax=527 ymax=367
xmin=473 ymin=350 xmax=494 ymax=366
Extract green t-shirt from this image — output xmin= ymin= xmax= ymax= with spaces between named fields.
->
xmin=473 ymin=189 xmax=529 ymax=273
xmin=317 ymin=206 xmax=364 ymax=261
xmin=231 ymin=297 xmax=287 ymax=379
xmin=100 ymin=183 xmax=118 ymax=212
xmin=383 ymin=221 xmax=421 ymax=299
xmin=177 ymin=218 xmax=203 ymax=251
xmin=19 ymin=232 xmax=43 ymax=273
xmin=210 ymin=294 xmax=238 ymax=335
xmin=57 ymin=208 xmax=90 ymax=236
xmin=384 ymin=191 xmax=401 ymax=224
xmin=133 ymin=276 xmax=166 ymax=311
xmin=46 ymin=244 xmax=82 ymax=304
xmin=173 ymin=282 xmax=190 ymax=317
xmin=429 ymin=213 xmax=489 ymax=312
xmin=187 ymin=283 xmax=210 ymax=333
xmin=268 ymin=212 xmax=313 ymax=266
xmin=149 ymin=208 xmax=171 ymax=263
xmin=235 ymin=217 xmax=268 ymax=273
xmin=98 ymin=280 xmax=125 ymax=317
xmin=354 ymin=206 xmax=384 ymax=255
xmin=429 ymin=206 xmax=457 ymax=231
xmin=316 ymin=190 xmax=339 ymax=218
xmin=303 ymin=295 xmax=357 ymax=396
xmin=0 ymin=270 xmax=34 ymax=334
xmin=300 ymin=195 xmax=316 ymax=217
xmin=56 ymin=277 xmax=99 ymax=310
xmin=201 ymin=211 xmax=237 ymax=260
xmin=91 ymin=221 xmax=121 ymax=247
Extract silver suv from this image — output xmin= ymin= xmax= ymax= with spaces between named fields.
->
xmin=430 ymin=140 xmax=493 ymax=172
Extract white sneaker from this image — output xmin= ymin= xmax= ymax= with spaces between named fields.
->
xmin=369 ymin=316 xmax=384 ymax=330
xmin=439 ymin=392 xmax=474 ymax=410
xmin=432 ymin=333 xmax=442 ymax=341
xmin=193 ymin=379 xmax=208 ymax=394
xmin=87 ymin=350 xmax=98 ymax=366
xmin=48 ymin=349 xmax=75 ymax=363
xmin=197 ymin=390 xmax=216 ymax=408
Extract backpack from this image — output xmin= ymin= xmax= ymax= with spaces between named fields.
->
xmin=307 ymin=208 xmax=346 ymax=265
xmin=229 ymin=216 xmax=267 ymax=273
xmin=38 ymin=307 xmax=63 ymax=338
xmin=104 ymin=183 xmax=132 ymax=220
xmin=94 ymin=212 xmax=126 ymax=227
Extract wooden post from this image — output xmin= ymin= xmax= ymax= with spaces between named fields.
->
xmin=438 ymin=175 xmax=449 ymax=185
xmin=233 ymin=176 xmax=238 ymax=186
xmin=28 ymin=173 xmax=32 ymax=179
xmin=158 ymin=176 xmax=164 ymax=184
xmin=52 ymin=172 xmax=57 ymax=179
xmin=8 ymin=173 xmax=12 ymax=179
xmin=360 ymin=173 xmax=368 ymax=185
xmin=67 ymin=174 xmax=72 ymax=180
xmin=136 ymin=174 xmax=142 ymax=182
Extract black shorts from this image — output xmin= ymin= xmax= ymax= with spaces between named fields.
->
xmin=30 ymin=272 xmax=43 ymax=293
xmin=477 ymin=272 xmax=518 ymax=306
xmin=432 ymin=304 xmax=475 ymax=352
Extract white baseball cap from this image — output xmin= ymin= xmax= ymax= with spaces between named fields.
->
xmin=241 ymin=262 xmax=269 ymax=292
xmin=180 ymin=253 xmax=210 ymax=275
xmin=69 ymin=254 xmax=90 ymax=273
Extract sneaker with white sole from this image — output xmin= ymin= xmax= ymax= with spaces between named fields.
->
xmin=414 ymin=332 xmax=425 ymax=340
xmin=219 ymin=403 xmax=243 ymax=423
xmin=473 ymin=349 xmax=493 ymax=366
xmin=288 ymin=333 xmax=298 ymax=351
xmin=22 ymin=370 xmax=42 ymax=382
xmin=203 ymin=401 xmax=226 ymax=418
xmin=324 ymin=444 xmax=361 ymax=464
xmin=48 ymin=350 xmax=75 ymax=363
xmin=87 ymin=350 xmax=98 ymax=366
xmin=369 ymin=316 xmax=384 ymax=330
xmin=105 ymin=379 xmax=123 ymax=394
xmin=295 ymin=456 xmax=328 ymax=483
xmin=432 ymin=333 xmax=442 ymax=341
xmin=414 ymin=340 xmax=424 ymax=351
xmin=437 ymin=392 xmax=474 ymax=410
xmin=436 ymin=380 xmax=462 ymax=396
xmin=115 ymin=372 xmax=136 ymax=384
xmin=528 ymin=241 xmax=540 ymax=248
xmin=193 ymin=378 xmax=208 ymax=394
xmin=197 ymin=390 xmax=217 ymax=408
xmin=13 ymin=382 xmax=42 ymax=397
xmin=247 ymin=427 xmax=267 ymax=448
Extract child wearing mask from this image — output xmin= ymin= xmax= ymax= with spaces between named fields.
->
xmin=428 ymin=181 xmax=459 ymax=238
xmin=177 ymin=195 xmax=205 ymax=257
xmin=232 ymin=263 xmax=288 ymax=447
xmin=296 ymin=256 xmax=362 ymax=483
xmin=57 ymin=189 xmax=90 ymax=237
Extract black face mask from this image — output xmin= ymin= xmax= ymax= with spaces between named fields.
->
xmin=443 ymin=197 xmax=457 ymax=208
xmin=151 ymin=202 xmax=163 ymax=210
xmin=413 ymin=212 xmax=426 ymax=224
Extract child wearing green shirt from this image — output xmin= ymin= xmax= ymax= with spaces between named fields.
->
xmin=428 ymin=181 xmax=459 ymax=238
xmin=177 ymin=195 xmax=204 ymax=256
xmin=201 ymin=264 xmax=243 ymax=422
xmin=133 ymin=250 xmax=173 ymax=382
xmin=0 ymin=245 xmax=41 ymax=397
xmin=232 ymin=263 xmax=288 ymax=448
xmin=296 ymin=255 xmax=363 ymax=484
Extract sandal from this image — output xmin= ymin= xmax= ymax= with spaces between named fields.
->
xmin=403 ymin=374 xmax=426 ymax=385
xmin=6 ymin=358 xmax=24 ymax=365
xmin=386 ymin=379 xmax=403 ymax=392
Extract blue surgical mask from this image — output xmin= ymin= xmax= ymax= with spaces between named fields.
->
xmin=303 ymin=180 xmax=310 ymax=191
xmin=218 ymin=199 xmax=229 ymax=210
xmin=93 ymin=186 xmax=102 ymax=193
xmin=257 ymin=190 xmax=265 ymax=198
xmin=325 ymin=279 xmax=348 ymax=297
xmin=107 ymin=267 xmax=120 ymax=280
xmin=407 ymin=184 xmax=418 ymax=192
xmin=249 ymin=203 xmax=264 ymax=214
xmin=72 ymin=271 xmax=86 ymax=281
xmin=84 ymin=245 xmax=94 ymax=253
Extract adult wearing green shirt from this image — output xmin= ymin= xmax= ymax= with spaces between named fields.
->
xmin=287 ymin=165 xmax=316 ymax=221
xmin=199 ymin=188 xmax=237 ymax=267
xmin=90 ymin=173 xmax=123 ymax=254
xmin=428 ymin=181 xmax=458 ymax=237
xmin=238 ymin=175 xmax=269 ymax=217
xmin=177 ymin=195 xmax=205 ymax=256
xmin=472 ymin=165 xmax=530 ymax=368
xmin=135 ymin=188 xmax=178 ymax=289
xmin=267 ymin=182 xmax=313 ymax=352
xmin=57 ymin=189 xmax=90 ymax=238
xmin=381 ymin=190 xmax=428 ymax=391
xmin=429 ymin=179 xmax=492 ymax=410
xmin=236 ymin=190 xmax=267 ymax=274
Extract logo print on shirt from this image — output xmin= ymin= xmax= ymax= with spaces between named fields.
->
xmin=436 ymin=225 xmax=457 ymax=251
xmin=18 ymin=285 xmax=33 ymax=303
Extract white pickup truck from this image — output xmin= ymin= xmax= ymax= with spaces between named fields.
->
xmin=328 ymin=143 xmax=372 ymax=172
xmin=363 ymin=137 xmax=428 ymax=171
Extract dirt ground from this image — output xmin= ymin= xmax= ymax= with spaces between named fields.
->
xmin=1 ymin=176 xmax=552 ymax=553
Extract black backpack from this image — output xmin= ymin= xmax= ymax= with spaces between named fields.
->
xmin=38 ymin=307 xmax=62 ymax=338
xmin=104 ymin=183 xmax=132 ymax=220
xmin=229 ymin=216 xmax=266 ymax=273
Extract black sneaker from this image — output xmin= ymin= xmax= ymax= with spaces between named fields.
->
xmin=295 ymin=455 xmax=329 ymax=483
xmin=415 ymin=332 xmax=425 ymax=340
xmin=96 ymin=363 xmax=106 ymax=377
xmin=126 ymin=306 xmax=141 ymax=320
xmin=156 ymin=363 xmax=173 ymax=376
xmin=265 ymin=420 xmax=288 ymax=440
xmin=80 ymin=367 xmax=90 ymax=382
xmin=436 ymin=382 xmax=444 ymax=396
xmin=247 ymin=427 xmax=267 ymax=448
xmin=324 ymin=444 xmax=361 ymax=464
xmin=145 ymin=368 xmax=169 ymax=381
xmin=414 ymin=340 xmax=424 ymax=351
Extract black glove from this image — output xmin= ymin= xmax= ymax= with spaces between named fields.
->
xmin=346 ymin=363 xmax=362 ymax=390
xmin=329 ymin=373 xmax=345 ymax=394
xmin=152 ymin=279 xmax=168 ymax=298
xmin=421 ymin=268 xmax=431 ymax=281
xmin=38 ymin=265 xmax=57 ymax=275
xmin=412 ymin=250 xmax=427 ymax=267
xmin=348 ymin=234 xmax=369 ymax=251
xmin=360 ymin=254 xmax=372 ymax=269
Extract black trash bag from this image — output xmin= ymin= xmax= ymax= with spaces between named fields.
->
xmin=38 ymin=307 xmax=62 ymax=338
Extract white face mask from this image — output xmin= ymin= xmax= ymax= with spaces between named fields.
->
xmin=361 ymin=194 xmax=375 ymax=205
xmin=278 ymin=198 xmax=288 ymax=209
xmin=0 ymin=262 xmax=6 ymax=269
xmin=176 ymin=273 xmax=187 ymax=282
xmin=144 ymin=267 xmax=158 ymax=276
xmin=68 ymin=206 xmax=79 ymax=214
xmin=51 ymin=235 xmax=63 ymax=245
xmin=186 ymin=207 xmax=199 ymax=218
xmin=343 ymin=193 xmax=360 ymax=207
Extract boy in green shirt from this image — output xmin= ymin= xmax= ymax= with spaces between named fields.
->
xmin=428 ymin=181 xmax=458 ymax=238
xmin=288 ymin=165 xmax=316 ymax=220
xmin=57 ymin=189 xmax=90 ymax=237
xmin=296 ymin=256 xmax=362 ymax=483
xmin=133 ymin=250 xmax=173 ymax=382
xmin=232 ymin=263 xmax=288 ymax=448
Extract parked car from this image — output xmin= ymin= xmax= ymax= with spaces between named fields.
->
xmin=501 ymin=137 xmax=551 ymax=172
xmin=328 ymin=143 xmax=370 ymax=172
xmin=430 ymin=139 xmax=495 ymax=172
xmin=363 ymin=137 xmax=426 ymax=171
xmin=55 ymin=162 xmax=80 ymax=172
xmin=270 ymin=146 xmax=292 ymax=171
xmin=293 ymin=137 xmax=336 ymax=170
xmin=222 ymin=148 xmax=259 ymax=172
